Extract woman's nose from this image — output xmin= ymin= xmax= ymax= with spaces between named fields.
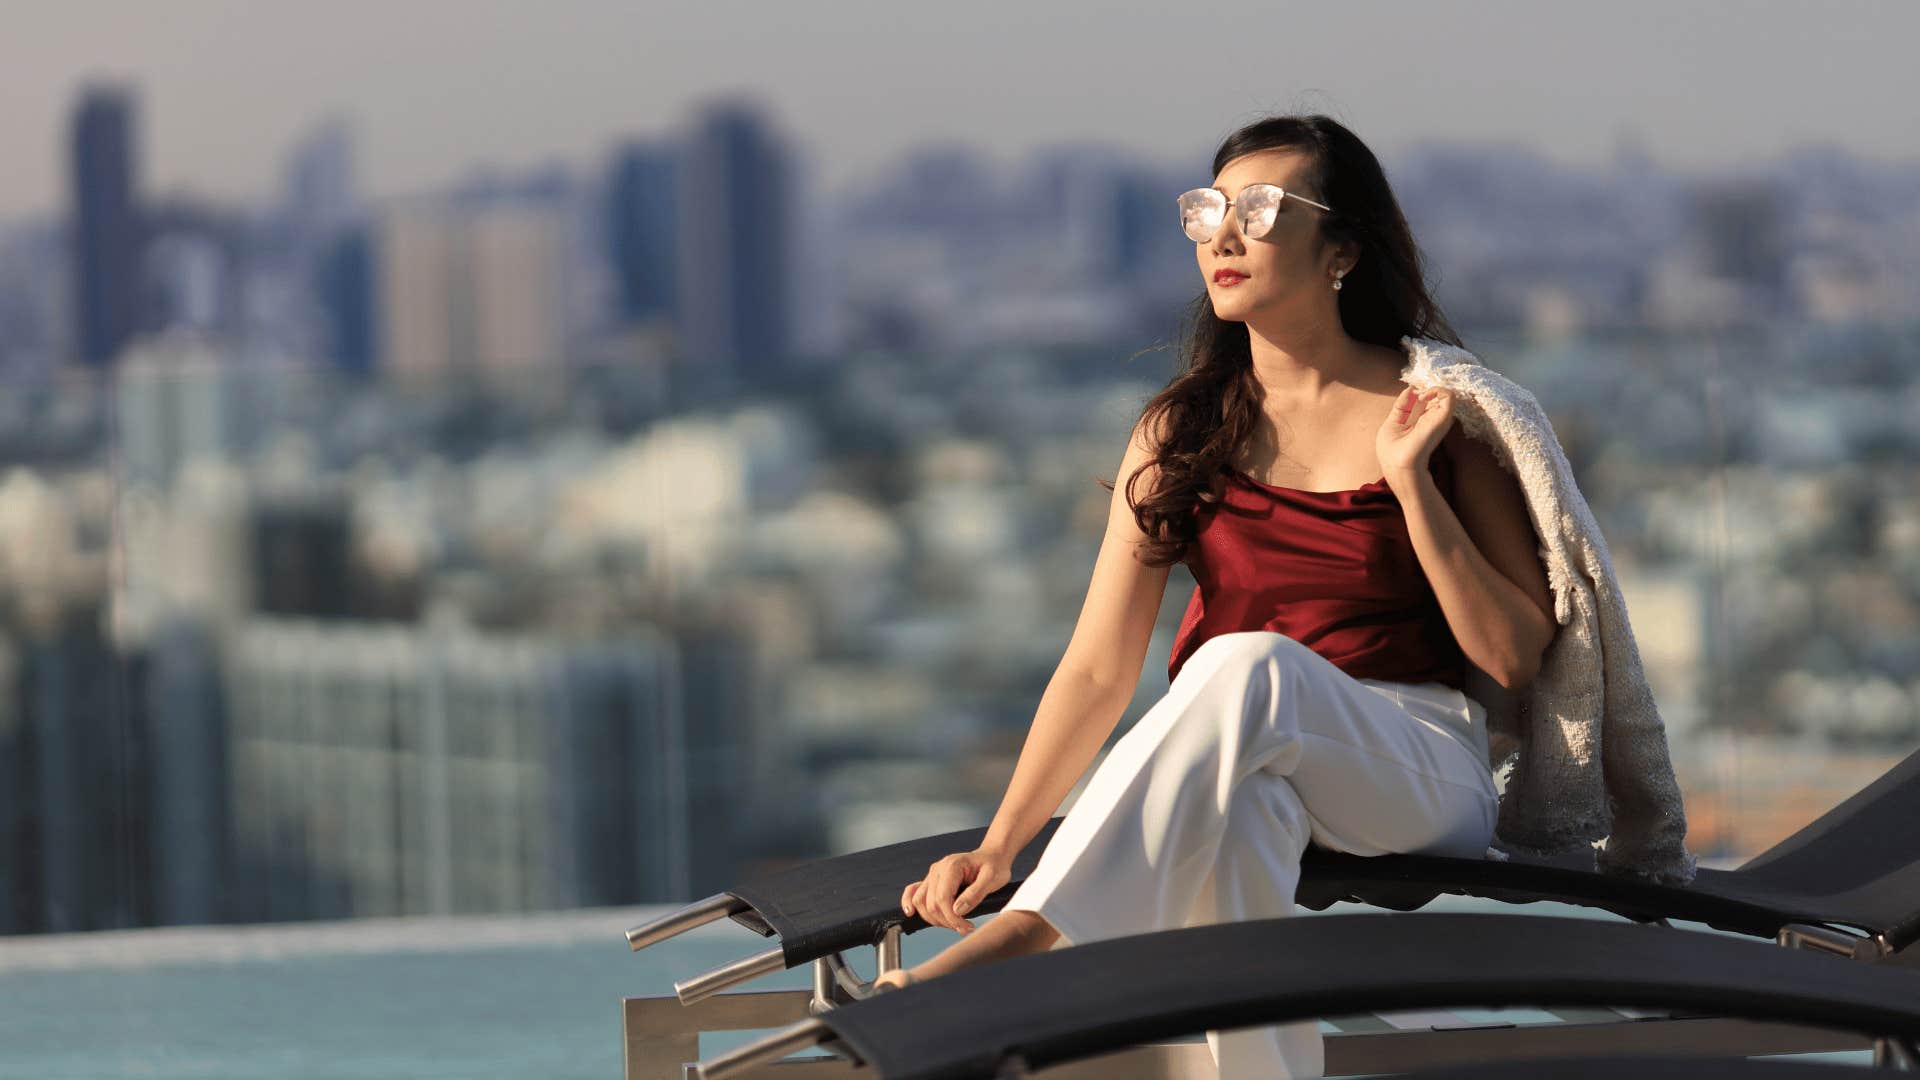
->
xmin=1210 ymin=212 xmax=1243 ymax=252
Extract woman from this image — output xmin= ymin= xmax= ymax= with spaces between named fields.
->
xmin=871 ymin=113 xmax=1558 ymax=1079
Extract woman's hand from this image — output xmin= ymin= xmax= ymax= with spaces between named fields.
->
xmin=1376 ymin=385 xmax=1455 ymax=481
xmin=901 ymin=848 xmax=1015 ymax=934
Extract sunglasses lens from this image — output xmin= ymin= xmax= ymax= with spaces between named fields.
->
xmin=1178 ymin=189 xmax=1224 ymax=242
xmin=1237 ymin=185 xmax=1282 ymax=240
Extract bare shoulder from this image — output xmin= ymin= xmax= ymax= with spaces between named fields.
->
xmin=1129 ymin=408 xmax=1174 ymax=454
xmin=1113 ymin=410 xmax=1174 ymax=504
xmin=1361 ymin=346 xmax=1416 ymax=403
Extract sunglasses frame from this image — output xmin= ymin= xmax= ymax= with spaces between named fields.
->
xmin=1176 ymin=183 xmax=1334 ymax=243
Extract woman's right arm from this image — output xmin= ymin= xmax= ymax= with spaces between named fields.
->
xmin=909 ymin=414 xmax=1176 ymax=931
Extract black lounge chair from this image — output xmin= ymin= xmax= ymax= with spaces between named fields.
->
xmin=620 ymin=744 xmax=1920 ymax=1077
xmin=690 ymin=912 xmax=1920 ymax=1079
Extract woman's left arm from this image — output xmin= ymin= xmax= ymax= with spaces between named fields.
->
xmin=1388 ymin=424 xmax=1558 ymax=690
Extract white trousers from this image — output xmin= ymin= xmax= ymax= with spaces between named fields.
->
xmin=1001 ymin=630 xmax=1500 ymax=1080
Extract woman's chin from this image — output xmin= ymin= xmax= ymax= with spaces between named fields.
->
xmin=1209 ymin=297 xmax=1257 ymax=320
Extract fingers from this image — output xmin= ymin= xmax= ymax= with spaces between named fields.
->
xmin=1397 ymin=382 xmax=1428 ymax=424
xmin=1397 ymin=387 xmax=1451 ymax=428
xmin=905 ymin=880 xmax=945 ymax=929
xmin=951 ymin=882 xmax=986 ymax=924
xmin=1394 ymin=386 xmax=1419 ymax=425
xmin=904 ymin=870 xmax=962 ymax=932
xmin=924 ymin=871 xmax=950 ymax=930
xmin=904 ymin=857 xmax=995 ymax=934
xmin=929 ymin=865 xmax=973 ymax=933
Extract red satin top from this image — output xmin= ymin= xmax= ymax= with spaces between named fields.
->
xmin=1166 ymin=442 xmax=1467 ymax=688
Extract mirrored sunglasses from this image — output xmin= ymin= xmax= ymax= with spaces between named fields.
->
xmin=1176 ymin=183 xmax=1333 ymax=242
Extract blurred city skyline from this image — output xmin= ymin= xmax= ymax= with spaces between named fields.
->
xmin=2 ymin=0 xmax=1919 ymax=224
xmin=1 ymin=11 xmax=1916 ymax=1078
xmin=0 ymin=1 xmax=1915 ymax=944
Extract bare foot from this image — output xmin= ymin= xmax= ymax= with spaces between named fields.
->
xmin=881 ymin=909 xmax=1062 ymax=990
xmin=870 ymin=968 xmax=915 ymax=993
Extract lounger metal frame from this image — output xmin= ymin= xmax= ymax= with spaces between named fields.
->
xmin=621 ymin=900 xmax=1918 ymax=1079
xmin=687 ymin=915 xmax=1920 ymax=1079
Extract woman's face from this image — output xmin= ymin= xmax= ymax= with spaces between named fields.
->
xmin=1196 ymin=148 xmax=1343 ymax=322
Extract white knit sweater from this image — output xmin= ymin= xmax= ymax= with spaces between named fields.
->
xmin=1398 ymin=334 xmax=1699 ymax=887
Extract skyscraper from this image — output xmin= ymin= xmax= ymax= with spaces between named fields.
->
xmin=69 ymin=84 xmax=142 ymax=368
xmin=316 ymin=224 xmax=376 ymax=377
xmin=605 ymin=141 xmax=679 ymax=327
xmin=676 ymin=98 xmax=795 ymax=396
xmin=376 ymin=199 xmax=566 ymax=382
xmin=282 ymin=115 xmax=357 ymax=242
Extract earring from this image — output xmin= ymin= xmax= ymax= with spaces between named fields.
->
xmin=1331 ymin=271 xmax=1344 ymax=292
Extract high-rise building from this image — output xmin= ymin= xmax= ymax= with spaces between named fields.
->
xmin=10 ymin=598 xmax=150 ymax=932
xmin=138 ymin=199 xmax=251 ymax=340
xmin=605 ymin=142 xmax=679 ymax=327
xmin=317 ymin=223 xmax=376 ymax=377
xmin=223 ymin=618 xmax=691 ymax=919
xmin=282 ymin=116 xmax=357 ymax=242
xmin=675 ymin=99 xmax=796 ymax=395
xmin=143 ymin=229 xmax=226 ymax=333
xmin=141 ymin=616 xmax=230 ymax=927
xmin=376 ymin=200 xmax=565 ymax=382
xmin=282 ymin=117 xmax=370 ymax=374
xmin=1014 ymin=146 xmax=1158 ymax=280
xmin=1692 ymin=180 xmax=1791 ymax=316
xmin=0 ymin=222 xmax=71 ymax=383
xmin=378 ymin=204 xmax=459 ymax=381
xmin=114 ymin=334 xmax=253 ymax=492
xmin=69 ymin=84 xmax=143 ymax=368
xmin=469 ymin=204 xmax=567 ymax=376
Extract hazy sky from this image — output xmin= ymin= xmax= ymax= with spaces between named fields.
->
xmin=2 ymin=0 xmax=1914 ymax=223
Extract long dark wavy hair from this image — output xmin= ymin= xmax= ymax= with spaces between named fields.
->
xmin=1112 ymin=114 xmax=1467 ymax=567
